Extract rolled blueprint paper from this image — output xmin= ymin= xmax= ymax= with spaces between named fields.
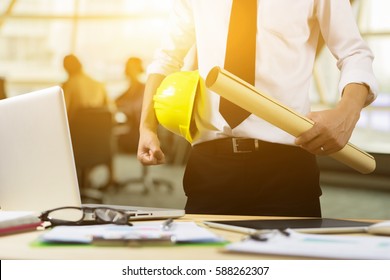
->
xmin=206 ymin=66 xmax=376 ymax=174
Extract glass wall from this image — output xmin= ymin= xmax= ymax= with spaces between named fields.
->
xmin=0 ymin=0 xmax=173 ymax=97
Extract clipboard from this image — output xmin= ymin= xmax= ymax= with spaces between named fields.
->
xmin=203 ymin=218 xmax=374 ymax=234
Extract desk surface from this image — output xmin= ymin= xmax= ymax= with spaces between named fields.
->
xmin=0 ymin=214 xmax=377 ymax=260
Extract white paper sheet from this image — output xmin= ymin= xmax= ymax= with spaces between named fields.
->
xmin=226 ymin=229 xmax=390 ymax=259
xmin=40 ymin=221 xmax=224 ymax=244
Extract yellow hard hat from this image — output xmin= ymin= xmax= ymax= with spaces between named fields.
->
xmin=153 ymin=70 xmax=204 ymax=143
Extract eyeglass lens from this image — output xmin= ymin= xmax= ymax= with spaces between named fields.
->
xmin=48 ymin=208 xmax=84 ymax=222
xmin=44 ymin=207 xmax=130 ymax=225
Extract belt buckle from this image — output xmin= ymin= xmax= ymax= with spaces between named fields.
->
xmin=232 ymin=138 xmax=259 ymax=153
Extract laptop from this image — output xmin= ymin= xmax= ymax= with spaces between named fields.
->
xmin=0 ymin=86 xmax=184 ymax=220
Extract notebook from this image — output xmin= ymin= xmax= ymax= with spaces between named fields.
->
xmin=0 ymin=86 xmax=184 ymax=220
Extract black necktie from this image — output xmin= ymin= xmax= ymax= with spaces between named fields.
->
xmin=219 ymin=0 xmax=257 ymax=128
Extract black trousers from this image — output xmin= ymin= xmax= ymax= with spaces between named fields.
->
xmin=183 ymin=138 xmax=322 ymax=217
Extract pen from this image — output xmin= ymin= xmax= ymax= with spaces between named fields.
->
xmin=92 ymin=234 xmax=176 ymax=247
xmin=247 ymin=229 xmax=290 ymax=242
xmin=161 ymin=218 xmax=174 ymax=231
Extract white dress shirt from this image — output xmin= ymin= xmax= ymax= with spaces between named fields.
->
xmin=147 ymin=0 xmax=378 ymax=145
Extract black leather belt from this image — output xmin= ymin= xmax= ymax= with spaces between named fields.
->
xmin=194 ymin=137 xmax=285 ymax=154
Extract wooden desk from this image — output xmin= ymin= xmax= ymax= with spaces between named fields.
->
xmin=0 ymin=214 xmax=375 ymax=260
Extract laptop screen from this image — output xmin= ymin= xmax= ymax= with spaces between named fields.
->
xmin=0 ymin=87 xmax=185 ymax=220
xmin=0 ymin=86 xmax=82 ymax=212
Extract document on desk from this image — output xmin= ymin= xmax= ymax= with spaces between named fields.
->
xmin=39 ymin=222 xmax=224 ymax=245
xmin=226 ymin=229 xmax=390 ymax=259
xmin=0 ymin=211 xmax=42 ymax=235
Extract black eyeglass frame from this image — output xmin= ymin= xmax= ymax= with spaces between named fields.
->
xmin=39 ymin=206 xmax=133 ymax=227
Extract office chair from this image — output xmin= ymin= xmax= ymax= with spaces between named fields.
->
xmin=0 ymin=77 xmax=6 ymax=100
xmin=70 ymin=107 xmax=115 ymax=203
xmin=117 ymin=164 xmax=174 ymax=195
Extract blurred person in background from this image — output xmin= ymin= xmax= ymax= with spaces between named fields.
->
xmin=62 ymin=54 xmax=111 ymax=122
xmin=62 ymin=54 xmax=115 ymax=196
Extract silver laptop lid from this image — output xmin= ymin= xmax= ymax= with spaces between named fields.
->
xmin=0 ymin=86 xmax=184 ymax=220
xmin=0 ymin=86 xmax=81 ymax=212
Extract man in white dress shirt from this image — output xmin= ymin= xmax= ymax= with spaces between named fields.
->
xmin=137 ymin=0 xmax=378 ymax=217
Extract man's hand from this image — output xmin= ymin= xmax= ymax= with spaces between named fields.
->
xmin=295 ymin=83 xmax=370 ymax=155
xmin=137 ymin=73 xmax=167 ymax=165
xmin=137 ymin=129 xmax=166 ymax=165
xmin=295 ymin=108 xmax=359 ymax=155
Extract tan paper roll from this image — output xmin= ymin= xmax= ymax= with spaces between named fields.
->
xmin=206 ymin=66 xmax=376 ymax=174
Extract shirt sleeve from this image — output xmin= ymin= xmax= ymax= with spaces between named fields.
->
xmin=147 ymin=0 xmax=196 ymax=76
xmin=316 ymin=0 xmax=378 ymax=106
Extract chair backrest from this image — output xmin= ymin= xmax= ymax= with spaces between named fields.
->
xmin=70 ymin=107 xmax=113 ymax=169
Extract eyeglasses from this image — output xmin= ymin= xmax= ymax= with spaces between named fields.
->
xmin=39 ymin=206 xmax=133 ymax=227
